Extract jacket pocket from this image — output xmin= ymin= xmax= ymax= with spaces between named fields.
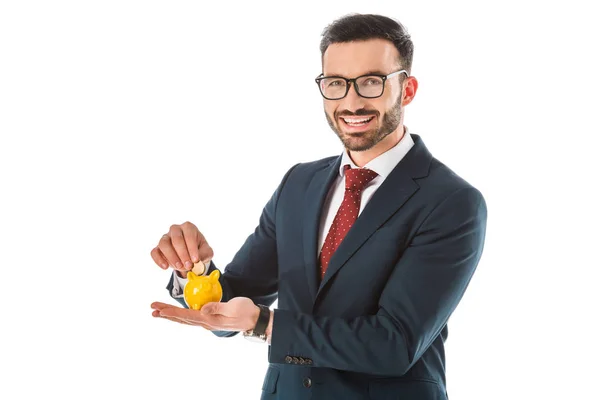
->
xmin=261 ymin=365 xmax=280 ymax=394
xmin=368 ymin=378 xmax=446 ymax=400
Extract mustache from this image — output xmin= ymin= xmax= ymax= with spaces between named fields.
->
xmin=335 ymin=109 xmax=379 ymax=119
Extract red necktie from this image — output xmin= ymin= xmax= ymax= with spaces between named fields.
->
xmin=319 ymin=164 xmax=378 ymax=280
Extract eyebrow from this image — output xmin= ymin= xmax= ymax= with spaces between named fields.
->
xmin=323 ymin=70 xmax=389 ymax=78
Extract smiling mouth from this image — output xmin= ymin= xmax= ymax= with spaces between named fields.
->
xmin=339 ymin=115 xmax=376 ymax=133
xmin=340 ymin=115 xmax=375 ymax=128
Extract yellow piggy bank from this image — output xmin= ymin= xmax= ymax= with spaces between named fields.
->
xmin=184 ymin=269 xmax=223 ymax=311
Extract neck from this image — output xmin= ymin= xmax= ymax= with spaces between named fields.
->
xmin=348 ymin=126 xmax=406 ymax=167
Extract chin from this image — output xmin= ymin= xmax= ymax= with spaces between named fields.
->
xmin=341 ymin=134 xmax=378 ymax=151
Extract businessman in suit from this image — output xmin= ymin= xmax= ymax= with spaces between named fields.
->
xmin=150 ymin=13 xmax=487 ymax=400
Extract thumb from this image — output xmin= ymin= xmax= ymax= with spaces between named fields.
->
xmin=200 ymin=302 xmax=220 ymax=315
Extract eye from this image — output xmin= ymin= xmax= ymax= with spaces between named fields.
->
xmin=325 ymin=78 xmax=345 ymax=87
xmin=363 ymin=77 xmax=383 ymax=86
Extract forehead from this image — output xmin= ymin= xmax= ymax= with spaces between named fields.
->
xmin=322 ymin=38 xmax=400 ymax=77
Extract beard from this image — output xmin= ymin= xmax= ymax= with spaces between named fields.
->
xmin=325 ymin=92 xmax=403 ymax=152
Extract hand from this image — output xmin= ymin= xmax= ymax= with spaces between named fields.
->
xmin=150 ymin=221 xmax=213 ymax=277
xmin=151 ymin=297 xmax=261 ymax=332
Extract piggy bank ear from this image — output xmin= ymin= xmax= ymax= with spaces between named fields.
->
xmin=187 ymin=271 xmax=196 ymax=281
xmin=209 ymin=270 xmax=220 ymax=282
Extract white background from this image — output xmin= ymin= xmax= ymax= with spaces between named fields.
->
xmin=1 ymin=1 xmax=598 ymax=399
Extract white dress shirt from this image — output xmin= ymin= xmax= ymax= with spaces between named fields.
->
xmin=172 ymin=127 xmax=415 ymax=298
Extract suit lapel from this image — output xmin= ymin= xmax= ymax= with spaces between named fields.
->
xmin=303 ymin=156 xmax=342 ymax=300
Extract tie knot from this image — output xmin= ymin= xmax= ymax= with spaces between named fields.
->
xmin=343 ymin=164 xmax=378 ymax=192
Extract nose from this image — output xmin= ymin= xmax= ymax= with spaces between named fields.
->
xmin=338 ymin=83 xmax=367 ymax=112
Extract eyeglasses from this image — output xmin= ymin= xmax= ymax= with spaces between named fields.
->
xmin=315 ymin=69 xmax=408 ymax=100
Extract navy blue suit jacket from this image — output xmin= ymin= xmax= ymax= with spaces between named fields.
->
xmin=167 ymin=134 xmax=487 ymax=399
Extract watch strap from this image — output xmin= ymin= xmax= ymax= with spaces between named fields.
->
xmin=252 ymin=304 xmax=270 ymax=336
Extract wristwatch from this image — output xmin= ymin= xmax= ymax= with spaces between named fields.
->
xmin=243 ymin=304 xmax=270 ymax=343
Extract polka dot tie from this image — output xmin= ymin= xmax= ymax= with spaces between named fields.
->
xmin=319 ymin=164 xmax=378 ymax=280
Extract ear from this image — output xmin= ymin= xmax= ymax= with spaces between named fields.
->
xmin=187 ymin=271 xmax=196 ymax=281
xmin=402 ymin=75 xmax=418 ymax=107
xmin=209 ymin=269 xmax=220 ymax=282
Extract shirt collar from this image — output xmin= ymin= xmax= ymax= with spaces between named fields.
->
xmin=339 ymin=126 xmax=415 ymax=180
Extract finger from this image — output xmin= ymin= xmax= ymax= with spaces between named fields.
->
xmin=158 ymin=308 xmax=218 ymax=330
xmin=152 ymin=306 xmax=215 ymax=328
xmin=158 ymin=232 xmax=184 ymax=272
xmin=165 ymin=316 xmax=192 ymax=325
xmin=158 ymin=306 xmax=216 ymax=325
xmin=181 ymin=222 xmax=201 ymax=264
xmin=152 ymin=311 xmax=195 ymax=326
xmin=169 ymin=225 xmax=193 ymax=271
xmin=150 ymin=302 xmax=178 ymax=311
xmin=158 ymin=306 xmax=196 ymax=320
xmin=150 ymin=302 xmax=215 ymax=326
xmin=150 ymin=247 xmax=169 ymax=270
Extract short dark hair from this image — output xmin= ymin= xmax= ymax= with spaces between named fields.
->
xmin=320 ymin=14 xmax=414 ymax=73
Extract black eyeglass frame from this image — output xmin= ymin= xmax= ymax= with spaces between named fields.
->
xmin=315 ymin=69 xmax=409 ymax=100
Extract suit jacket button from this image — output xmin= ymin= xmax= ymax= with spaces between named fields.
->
xmin=292 ymin=357 xmax=299 ymax=364
xmin=306 ymin=359 xmax=313 ymax=365
xmin=298 ymin=357 xmax=305 ymax=364
xmin=302 ymin=377 xmax=312 ymax=388
xmin=285 ymin=356 xmax=292 ymax=364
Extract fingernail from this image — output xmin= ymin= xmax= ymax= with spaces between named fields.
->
xmin=192 ymin=256 xmax=199 ymax=263
xmin=161 ymin=263 xmax=168 ymax=269
xmin=176 ymin=262 xmax=183 ymax=269
xmin=185 ymin=261 xmax=192 ymax=269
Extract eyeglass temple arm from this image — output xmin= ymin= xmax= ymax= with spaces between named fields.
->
xmin=386 ymin=69 xmax=409 ymax=79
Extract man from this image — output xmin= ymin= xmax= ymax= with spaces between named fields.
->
xmin=150 ymin=13 xmax=487 ymax=400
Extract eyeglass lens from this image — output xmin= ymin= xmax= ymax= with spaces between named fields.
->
xmin=319 ymin=76 xmax=384 ymax=99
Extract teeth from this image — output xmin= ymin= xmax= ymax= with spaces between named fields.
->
xmin=343 ymin=116 xmax=373 ymax=124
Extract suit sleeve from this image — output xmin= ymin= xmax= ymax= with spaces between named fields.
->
xmin=268 ymin=187 xmax=488 ymax=375
xmin=166 ymin=163 xmax=300 ymax=337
